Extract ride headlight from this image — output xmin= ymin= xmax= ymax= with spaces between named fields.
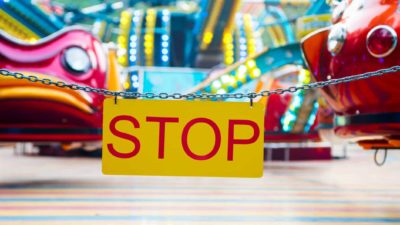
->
xmin=63 ymin=47 xmax=91 ymax=74
xmin=367 ymin=25 xmax=398 ymax=58
xmin=328 ymin=24 xmax=347 ymax=56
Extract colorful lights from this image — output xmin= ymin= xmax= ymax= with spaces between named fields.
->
xmin=236 ymin=15 xmax=248 ymax=60
xmin=281 ymin=93 xmax=302 ymax=132
xmin=237 ymin=65 xmax=247 ymax=74
xmin=223 ymin=33 xmax=235 ymax=65
xmin=118 ymin=8 xmax=172 ymax=92
xmin=251 ymin=68 xmax=261 ymax=78
xmin=304 ymin=101 xmax=319 ymax=132
xmin=232 ymin=13 xmax=259 ymax=62
xmin=245 ymin=59 xmax=262 ymax=79
xmin=131 ymin=71 xmax=140 ymax=89
xmin=123 ymin=80 xmax=130 ymax=90
xmin=117 ymin=10 xmax=132 ymax=66
xmin=212 ymin=80 xmax=222 ymax=89
xmin=243 ymin=14 xmax=257 ymax=56
xmin=116 ymin=10 xmax=143 ymax=92
xmin=203 ymin=32 xmax=214 ymax=45
xmin=144 ymin=9 xmax=156 ymax=66
xmin=161 ymin=9 xmax=170 ymax=23
xmin=209 ymin=58 xmax=261 ymax=94
xmin=128 ymin=35 xmax=137 ymax=64
xmin=236 ymin=65 xmax=247 ymax=82
xmin=204 ymin=12 xmax=303 ymax=97
xmin=199 ymin=0 xmax=224 ymax=50
xmin=160 ymin=9 xmax=171 ymax=65
xmin=299 ymin=68 xmax=311 ymax=83
xmin=216 ymin=89 xmax=227 ymax=94
xmin=282 ymin=111 xmax=296 ymax=132
xmin=117 ymin=10 xmax=143 ymax=92
xmin=246 ymin=59 xmax=256 ymax=68
xmin=128 ymin=10 xmax=142 ymax=66
xmin=128 ymin=10 xmax=143 ymax=92
xmin=220 ymin=74 xmax=230 ymax=83
xmin=281 ymin=69 xmax=318 ymax=133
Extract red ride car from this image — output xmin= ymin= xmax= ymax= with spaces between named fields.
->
xmin=302 ymin=0 xmax=400 ymax=149
xmin=0 ymin=27 xmax=120 ymax=144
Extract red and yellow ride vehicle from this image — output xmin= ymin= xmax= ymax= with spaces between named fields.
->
xmin=0 ymin=27 xmax=120 ymax=143
xmin=302 ymin=0 xmax=400 ymax=149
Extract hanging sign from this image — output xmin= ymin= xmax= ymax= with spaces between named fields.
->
xmin=102 ymin=99 xmax=264 ymax=177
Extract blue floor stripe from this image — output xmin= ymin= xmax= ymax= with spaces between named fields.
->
xmin=0 ymin=215 xmax=399 ymax=223
xmin=0 ymin=197 xmax=399 ymax=204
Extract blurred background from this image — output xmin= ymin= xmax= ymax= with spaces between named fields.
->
xmin=1 ymin=0 xmax=400 ymax=224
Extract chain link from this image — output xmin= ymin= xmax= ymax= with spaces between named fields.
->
xmin=1 ymin=65 xmax=400 ymax=100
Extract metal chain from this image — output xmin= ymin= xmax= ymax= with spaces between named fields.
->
xmin=1 ymin=65 xmax=400 ymax=100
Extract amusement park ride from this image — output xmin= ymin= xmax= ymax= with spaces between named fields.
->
xmin=0 ymin=27 xmax=120 ymax=143
xmin=0 ymin=0 xmax=399 ymax=159
xmin=302 ymin=0 xmax=400 ymax=150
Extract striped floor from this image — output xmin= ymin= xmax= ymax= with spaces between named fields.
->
xmin=0 ymin=146 xmax=400 ymax=224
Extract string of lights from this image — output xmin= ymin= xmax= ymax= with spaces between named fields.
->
xmin=159 ymin=9 xmax=171 ymax=66
xmin=117 ymin=10 xmax=132 ymax=67
xmin=144 ymin=8 xmax=156 ymax=66
xmin=127 ymin=10 xmax=143 ymax=92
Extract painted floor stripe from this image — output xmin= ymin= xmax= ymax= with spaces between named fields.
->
xmin=2 ymin=185 xmax=400 ymax=193
xmin=1 ymin=198 xmax=400 ymax=204
xmin=0 ymin=205 xmax=399 ymax=212
xmin=0 ymin=215 xmax=399 ymax=223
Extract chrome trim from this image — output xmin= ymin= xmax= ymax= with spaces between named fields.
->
xmin=331 ymin=0 xmax=347 ymax=24
xmin=327 ymin=24 xmax=347 ymax=56
xmin=62 ymin=47 xmax=91 ymax=74
xmin=366 ymin=25 xmax=398 ymax=58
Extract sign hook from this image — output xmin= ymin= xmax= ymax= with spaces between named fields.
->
xmin=374 ymin=149 xmax=388 ymax=166
xmin=249 ymin=93 xmax=256 ymax=108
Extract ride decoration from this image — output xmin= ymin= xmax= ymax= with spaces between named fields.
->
xmin=0 ymin=27 xmax=120 ymax=142
xmin=301 ymin=0 xmax=400 ymax=149
xmin=0 ymin=0 xmax=64 ymax=41
xmin=281 ymin=69 xmax=318 ymax=133
xmin=192 ymin=43 xmax=301 ymax=95
xmin=190 ymin=0 xmax=332 ymax=96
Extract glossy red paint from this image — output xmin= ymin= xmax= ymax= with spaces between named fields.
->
xmin=301 ymin=0 xmax=400 ymax=143
xmin=0 ymin=28 xmax=107 ymax=141
xmin=335 ymin=123 xmax=400 ymax=140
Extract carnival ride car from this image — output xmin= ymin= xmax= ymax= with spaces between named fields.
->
xmin=302 ymin=0 xmax=400 ymax=150
xmin=0 ymin=27 xmax=120 ymax=146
